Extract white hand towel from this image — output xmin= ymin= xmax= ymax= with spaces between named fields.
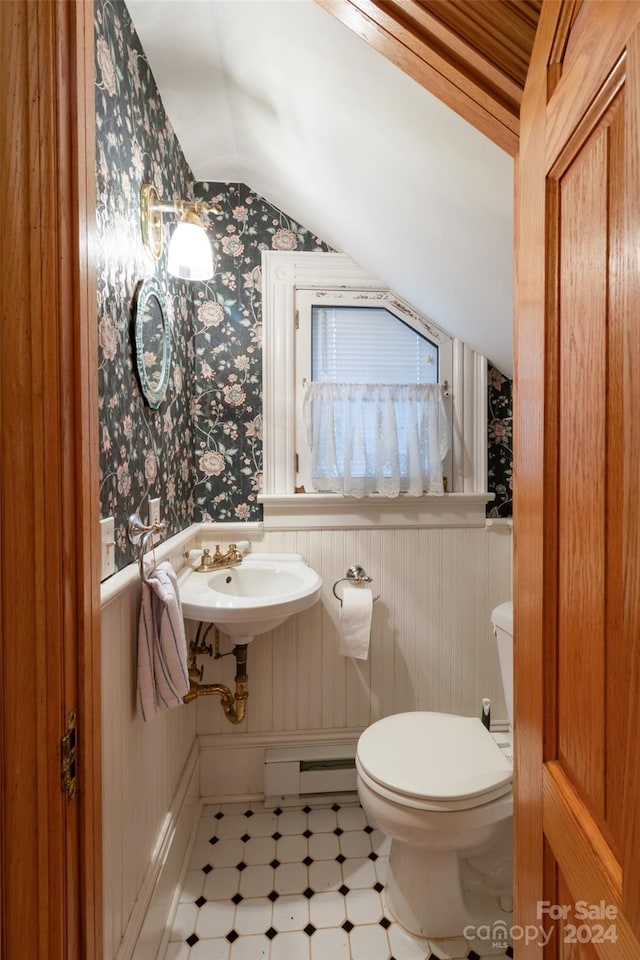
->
xmin=338 ymin=587 xmax=373 ymax=660
xmin=137 ymin=560 xmax=190 ymax=720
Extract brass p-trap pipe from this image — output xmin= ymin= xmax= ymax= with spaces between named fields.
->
xmin=183 ymin=641 xmax=248 ymax=725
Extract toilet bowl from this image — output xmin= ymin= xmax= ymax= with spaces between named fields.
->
xmin=356 ymin=601 xmax=514 ymax=940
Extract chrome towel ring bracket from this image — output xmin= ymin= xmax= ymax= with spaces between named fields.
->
xmin=332 ymin=565 xmax=380 ymax=605
xmin=128 ymin=512 xmax=166 ymax=584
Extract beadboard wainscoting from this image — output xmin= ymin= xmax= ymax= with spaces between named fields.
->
xmin=101 ymin=521 xmax=511 ymax=956
xmin=195 ymin=525 xmax=512 ymax=744
xmin=102 ymin=580 xmax=199 ymax=960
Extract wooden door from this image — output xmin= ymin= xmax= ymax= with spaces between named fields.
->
xmin=0 ymin=3 xmax=101 ymax=959
xmin=515 ymin=2 xmax=640 ymax=958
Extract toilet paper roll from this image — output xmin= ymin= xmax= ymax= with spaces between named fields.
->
xmin=338 ymin=587 xmax=373 ymax=660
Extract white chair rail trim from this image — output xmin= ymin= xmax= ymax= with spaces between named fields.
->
xmin=258 ymin=492 xmax=494 ymax=529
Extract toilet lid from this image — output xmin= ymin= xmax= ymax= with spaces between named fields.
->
xmin=357 ymin=712 xmax=513 ymax=804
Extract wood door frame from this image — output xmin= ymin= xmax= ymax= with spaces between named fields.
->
xmin=513 ymin=4 xmax=561 ymax=949
xmin=0 ymin=2 xmax=101 ymax=958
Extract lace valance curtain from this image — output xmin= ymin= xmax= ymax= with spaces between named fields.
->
xmin=303 ymin=382 xmax=450 ymax=497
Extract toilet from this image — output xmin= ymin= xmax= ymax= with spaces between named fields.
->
xmin=356 ymin=601 xmax=514 ymax=940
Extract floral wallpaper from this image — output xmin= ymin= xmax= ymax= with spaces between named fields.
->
xmin=487 ymin=362 xmax=513 ymax=517
xmin=95 ymin=0 xmax=197 ymax=571
xmin=189 ymin=184 xmax=514 ymax=521
xmin=190 ymin=182 xmax=331 ymax=522
xmin=95 ymin=1 xmax=512 ymax=571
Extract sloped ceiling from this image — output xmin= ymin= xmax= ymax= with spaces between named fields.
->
xmin=126 ymin=0 xmax=515 ymax=374
xmin=317 ymin=0 xmax=540 ymax=154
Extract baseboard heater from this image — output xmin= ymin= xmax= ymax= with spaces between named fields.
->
xmin=264 ymin=742 xmax=358 ymax=808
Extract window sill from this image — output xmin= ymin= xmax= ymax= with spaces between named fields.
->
xmin=258 ymin=492 xmax=494 ymax=530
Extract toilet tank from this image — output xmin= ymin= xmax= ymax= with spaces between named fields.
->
xmin=491 ymin=601 xmax=513 ymax=728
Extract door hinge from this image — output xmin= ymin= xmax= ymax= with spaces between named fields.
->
xmin=295 ymin=453 xmax=299 ymax=472
xmin=295 ymin=309 xmax=300 ymax=329
xmin=61 ymin=709 xmax=78 ymax=802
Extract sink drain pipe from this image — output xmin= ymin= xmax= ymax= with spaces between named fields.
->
xmin=183 ymin=627 xmax=248 ymax=724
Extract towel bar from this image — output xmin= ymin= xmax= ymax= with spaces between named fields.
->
xmin=128 ymin=513 xmax=166 ymax=584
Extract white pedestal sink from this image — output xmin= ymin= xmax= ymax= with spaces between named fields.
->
xmin=177 ymin=552 xmax=322 ymax=643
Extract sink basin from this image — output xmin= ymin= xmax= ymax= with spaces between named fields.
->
xmin=177 ymin=552 xmax=322 ymax=643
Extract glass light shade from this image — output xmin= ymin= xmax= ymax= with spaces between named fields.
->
xmin=167 ymin=220 xmax=214 ymax=281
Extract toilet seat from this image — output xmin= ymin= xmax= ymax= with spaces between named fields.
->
xmin=357 ymin=712 xmax=513 ymax=812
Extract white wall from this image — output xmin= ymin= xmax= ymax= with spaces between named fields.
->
xmin=196 ymin=525 xmax=512 ymax=737
xmin=101 ymin=520 xmax=511 ymax=953
xmin=101 ymin=580 xmax=197 ymax=960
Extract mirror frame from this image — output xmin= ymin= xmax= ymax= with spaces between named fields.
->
xmin=132 ymin=277 xmax=172 ymax=409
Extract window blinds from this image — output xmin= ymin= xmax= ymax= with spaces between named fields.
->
xmin=311 ymin=306 xmax=438 ymax=384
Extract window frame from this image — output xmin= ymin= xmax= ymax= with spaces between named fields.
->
xmin=261 ymin=251 xmax=492 ymax=528
xmin=294 ymin=289 xmax=453 ymax=492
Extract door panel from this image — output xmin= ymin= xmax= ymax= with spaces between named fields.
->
xmin=621 ymin=22 xmax=640 ymax=936
xmin=552 ymin=84 xmax=625 ymax=851
xmin=556 ymin=870 xmax=601 ymax=960
xmin=555 ymin=103 xmax=610 ymax=822
xmin=515 ymin=2 xmax=640 ymax=957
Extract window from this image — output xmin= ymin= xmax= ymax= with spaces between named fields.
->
xmin=310 ymin=304 xmax=439 ymax=382
xmin=261 ymin=251 xmax=491 ymax=528
xmin=295 ymin=294 xmax=452 ymax=495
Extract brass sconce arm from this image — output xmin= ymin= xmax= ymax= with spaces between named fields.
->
xmin=140 ymin=182 xmax=221 ymax=261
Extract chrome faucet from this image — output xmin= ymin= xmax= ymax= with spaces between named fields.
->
xmin=196 ymin=544 xmax=243 ymax=572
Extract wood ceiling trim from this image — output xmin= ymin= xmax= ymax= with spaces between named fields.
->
xmin=393 ymin=0 xmax=524 ymax=106
xmin=315 ymin=0 xmax=541 ymax=155
xmin=423 ymin=1 xmax=537 ymax=87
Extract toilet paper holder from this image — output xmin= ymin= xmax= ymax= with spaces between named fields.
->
xmin=332 ymin=565 xmax=380 ymax=605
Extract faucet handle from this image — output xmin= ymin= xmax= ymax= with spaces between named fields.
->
xmin=196 ymin=548 xmax=213 ymax=572
xmin=217 ymin=543 xmax=242 ymax=562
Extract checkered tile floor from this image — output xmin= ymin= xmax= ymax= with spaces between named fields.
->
xmin=164 ymin=801 xmax=513 ymax=960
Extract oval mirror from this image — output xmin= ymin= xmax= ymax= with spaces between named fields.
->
xmin=132 ymin=277 xmax=171 ymax=408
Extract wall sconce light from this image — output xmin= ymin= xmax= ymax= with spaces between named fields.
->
xmin=140 ymin=182 xmax=220 ymax=282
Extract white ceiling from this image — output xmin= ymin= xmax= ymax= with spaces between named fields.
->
xmin=126 ymin=0 xmax=514 ymax=375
